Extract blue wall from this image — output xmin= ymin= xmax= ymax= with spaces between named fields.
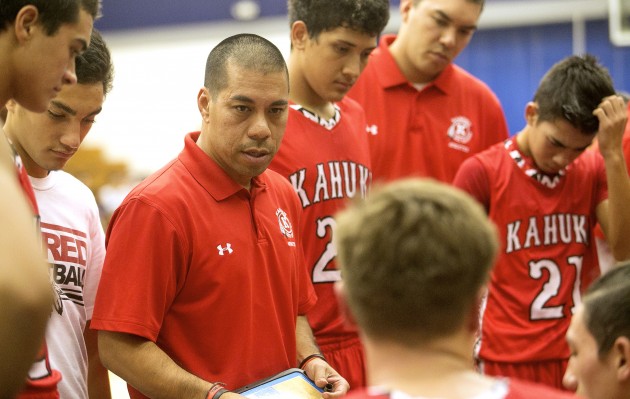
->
xmin=456 ymin=19 xmax=630 ymax=135
xmin=95 ymin=2 xmax=629 ymax=137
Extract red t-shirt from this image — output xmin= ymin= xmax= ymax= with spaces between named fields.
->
xmin=454 ymin=139 xmax=606 ymax=363
xmin=92 ymin=132 xmax=317 ymax=398
xmin=347 ymin=34 xmax=509 ymax=184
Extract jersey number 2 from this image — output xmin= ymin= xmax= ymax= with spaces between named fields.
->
xmin=313 ymin=216 xmax=341 ymax=283
xmin=529 ymin=256 xmax=583 ymax=320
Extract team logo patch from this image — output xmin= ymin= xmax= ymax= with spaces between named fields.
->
xmin=447 ymin=116 xmax=473 ymax=144
xmin=276 ymin=208 xmax=294 ymax=239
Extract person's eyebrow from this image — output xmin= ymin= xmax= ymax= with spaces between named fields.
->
xmin=435 ymin=10 xmax=478 ymax=30
xmin=50 ymin=100 xmax=103 ymax=117
xmin=335 ymin=39 xmax=377 ymax=53
xmin=230 ymin=95 xmax=254 ymax=103
xmin=270 ymin=100 xmax=289 ymax=107
xmin=50 ymin=100 xmax=77 ymax=116
xmin=335 ymin=39 xmax=356 ymax=48
xmin=230 ymin=95 xmax=288 ymax=107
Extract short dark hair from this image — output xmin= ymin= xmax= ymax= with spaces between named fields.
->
xmin=203 ymin=33 xmax=288 ymax=99
xmin=534 ymin=54 xmax=616 ymax=134
xmin=582 ymin=261 xmax=630 ymax=358
xmin=335 ymin=179 xmax=498 ymax=346
xmin=76 ymin=28 xmax=113 ymax=95
xmin=288 ymin=0 xmax=390 ymax=39
xmin=0 ymin=0 xmax=101 ymax=35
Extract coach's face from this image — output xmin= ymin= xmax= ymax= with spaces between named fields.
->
xmin=392 ymin=0 xmax=481 ymax=83
xmin=197 ymin=61 xmax=289 ymax=190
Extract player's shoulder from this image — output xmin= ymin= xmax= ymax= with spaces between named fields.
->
xmin=449 ymin=64 xmax=499 ymax=98
xmin=52 ymin=170 xmax=98 ymax=201
xmin=466 ymin=139 xmax=507 ymax=165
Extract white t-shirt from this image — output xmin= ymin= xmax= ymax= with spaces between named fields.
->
xmin=31 ymin=171 xmax=105 ymax=399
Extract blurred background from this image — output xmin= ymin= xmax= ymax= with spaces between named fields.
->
xmin=65 ymin=1 xmax=629 ymax=394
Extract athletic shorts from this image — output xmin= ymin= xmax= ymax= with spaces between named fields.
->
xmin=479 ymin=358 xmax=569 ymax=391
xmin=319 ymin=335 xmax=366 ymax=392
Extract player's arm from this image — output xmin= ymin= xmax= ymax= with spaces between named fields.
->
xmin=595 ymin=95 xmax=630 ymax=262
xmin=0 ymin=135 xmax=52 ymax=397
xmin=99 ymin=330 xmax=239 ymax=399
xmin=296 ymin=315 xmax=349 ymax=397
xmin=84 ymin=320 xmax=112 ymax=398
xmin=452 ymin=156 xmax=491 ymax=213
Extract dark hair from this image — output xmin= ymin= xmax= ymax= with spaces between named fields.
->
xmin=76 ymin=28 xmax=113 ymax=95
xmin=288 ymin=0 xmax=389 ymax=39
xmin=582 ymin=261 xmax=630 ymax=358
xmin=204 ymin=33 xmax=288 ymax=99
xmin=0 ymin=0 xmax=101 ymax=35
xmin=534 ymin=54 xmax=616 ymax=134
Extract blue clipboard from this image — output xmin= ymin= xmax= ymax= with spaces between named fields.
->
xmin=235 ymin=368 xmax=323 ymax=399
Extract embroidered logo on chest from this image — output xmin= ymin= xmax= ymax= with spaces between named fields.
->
xmin=447 ymin=116 xmax=473 ymax=144
xmin=276 ymin=208 xmax=297 ymax=247
xmin=276 ymin=208 xmax=294 ymax=238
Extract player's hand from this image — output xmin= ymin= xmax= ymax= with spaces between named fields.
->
xmin=595 ymin=95 xmax=628 ymax=159
xmin=302 ymin=358 xmax=350 ymax=398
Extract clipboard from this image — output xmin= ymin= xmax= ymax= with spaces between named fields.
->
xmin=235 ymin=368 xmax=323 ymax=399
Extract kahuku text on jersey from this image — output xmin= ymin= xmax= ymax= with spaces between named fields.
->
xmin=505 ymin=213 xmax=589 ymax=254
xmin=288 ymin=160 xmax=371 ymax=208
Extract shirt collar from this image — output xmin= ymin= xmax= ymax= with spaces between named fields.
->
xmin=178 ymin=132 xmax=266 ymax=201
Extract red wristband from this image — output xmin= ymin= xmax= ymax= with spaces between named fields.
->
xmin=206 ymin=383 xmax=228 ymax=399
xmin=299 ymin=353 xmax=327 ymax=369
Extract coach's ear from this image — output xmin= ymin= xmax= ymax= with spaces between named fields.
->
xmin=613 ymin=336 xmax=630 ymax=383
xmin=197 ymin=87 xmax=210 ymax=123
xmin=334 ymin=281 xmax=358 ymax=328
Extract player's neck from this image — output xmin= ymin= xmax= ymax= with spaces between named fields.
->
xmin=365 ymin=336 xmax=475 ymax=380
xmin=515 ymin=129 xmax=532 ymax=157
xmin=365 ymin=338 xmax=495 ymax=399
xmin=290 ymin=90 xmax=336 ymax=121
xmin=288 ymin=62 xmax=336 ymax=120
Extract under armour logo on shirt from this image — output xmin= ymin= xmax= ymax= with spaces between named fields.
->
xmin=366 ymin=124 xmax=378 ymax=136
xmin=217 ymin=243 xmax=233 ymax=256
